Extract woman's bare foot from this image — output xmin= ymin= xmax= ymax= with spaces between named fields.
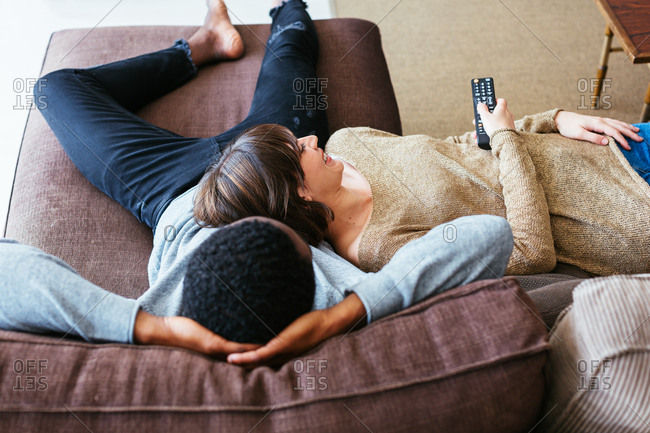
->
xmin=188 ymin=0 xmax=244 ymax=67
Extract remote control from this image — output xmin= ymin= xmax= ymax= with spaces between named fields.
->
xmin=471 ymin=77 xmax=496 ymax=150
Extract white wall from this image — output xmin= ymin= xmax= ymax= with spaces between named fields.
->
xmin=0 ymin=0 xmax=334 ymax=235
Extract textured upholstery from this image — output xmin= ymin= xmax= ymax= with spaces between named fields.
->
xmin=516 ymin=272 xmax=585 ymax=330
xmin=2 ymin=21 xmax=571 ymax=432
xmin=0 ymin=277 xmax=549 ymax=432
xmin=538 ymin=275 xmax=650 ymax=432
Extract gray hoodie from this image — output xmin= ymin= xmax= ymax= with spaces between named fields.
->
xmin=0 ymin=186 xmax=513 ymax=343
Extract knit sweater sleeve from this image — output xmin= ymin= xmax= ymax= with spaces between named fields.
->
xmin=514 ymin=109 xmax=562 ymax=133
xmin=489 ymin=128 xmax=556 ymax=274
xmin=443 ymin=109 xmax=561 ymax=145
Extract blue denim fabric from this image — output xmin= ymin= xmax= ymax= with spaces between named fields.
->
xmin=621 ymin=123 xmax=650 ymax=184
xmin=35 ymin=0 xmax=328 ymax=229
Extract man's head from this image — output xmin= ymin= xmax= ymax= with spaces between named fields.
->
xmin=180 ymin=217 xmax=315 ymax=344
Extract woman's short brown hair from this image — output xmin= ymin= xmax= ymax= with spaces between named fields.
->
xmin=194 ymin=124 xmax=333 ymax=245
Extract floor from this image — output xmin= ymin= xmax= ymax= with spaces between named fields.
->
xmin=4 ymin=0 xmax=649 ymax=236
xmin=335 ymin=0 xmax=650 ymax=138
xmin=0 ymin=0 xmax=335 ymax=235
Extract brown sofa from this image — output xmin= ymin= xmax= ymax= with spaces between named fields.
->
xmin=2 ymin=20 xmax=583 ymax=432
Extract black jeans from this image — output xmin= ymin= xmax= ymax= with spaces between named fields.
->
xmin=35 ymin=0 xmax=329 ymax=229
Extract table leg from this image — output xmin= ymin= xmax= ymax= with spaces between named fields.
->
xmin=642 ymin=78 xmax=650 ymax=123
xmin=593 ymin=25 xmax=613 ymax=109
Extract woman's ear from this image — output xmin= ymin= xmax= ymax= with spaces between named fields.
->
xmin=297 ymin=185 xmax=312 ymax=202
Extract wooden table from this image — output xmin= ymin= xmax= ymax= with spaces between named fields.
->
xmin=592 ymin=0 xmax=650 ymax=122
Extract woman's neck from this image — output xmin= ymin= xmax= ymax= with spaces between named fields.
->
xmin=325 ymin=161 xmax=373 ymax=266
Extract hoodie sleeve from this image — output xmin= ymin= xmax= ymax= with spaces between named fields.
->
xmin=0 ymin=239 xmax=139 ymax=343
xmin=347 ymin=215 xmax=514 ymax=323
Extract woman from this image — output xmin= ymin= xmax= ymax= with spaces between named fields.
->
xmin=194 ymin=101 xmax=650 ymax=276
xmin=36 ymin=0 xmax=328 ymax=230
xmin=16 ymin=0 xmax=353 ymax=361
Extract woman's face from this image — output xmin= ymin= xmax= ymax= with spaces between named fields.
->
xmin=295 ymin=135 xmax=344 ymax=202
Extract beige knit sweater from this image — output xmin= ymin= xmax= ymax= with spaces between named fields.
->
xmin=325 ymin=110 xmax=650 ymax=276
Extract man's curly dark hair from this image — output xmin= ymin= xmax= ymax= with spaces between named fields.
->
xmin=180 ymin=218 xmax=315 ymax=344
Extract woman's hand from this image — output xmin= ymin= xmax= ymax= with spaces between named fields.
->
xmin=554 ymin=111 xmax=642 ymax=150
xmin=134 ymin=310 xmax=261 ymax=359
xmin=226 ymin=293 xmax=366 ymax=368
xmin=474 ymin=98 xmax=515 ymax=140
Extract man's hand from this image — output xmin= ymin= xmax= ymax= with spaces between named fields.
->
xmin=474 ymin=98 xmax=515 ymax=140
xmin=226 ymin=293 xmax=367 ymax=368
xmin=554 ymin=111 xmax=642 ymax=150
xmin=133 ymin=310 xmax=260 ymax=359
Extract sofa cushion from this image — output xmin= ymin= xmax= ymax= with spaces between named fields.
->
xmin=523 ymin=279 xmax=583 ymax=331
xmin=4 ymin=21 xmax=402 ymax=299
xmin=516 ymin=273 xmax=584 ymax=330
xmin=0 ymin=277 xmax=549 ymax=432
xmin=538 ymin=275 xmax=650 ymax=432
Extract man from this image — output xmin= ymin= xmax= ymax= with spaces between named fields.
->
xmin=0 ymin=0 xmax=514 ymax=367
xmin=0 ymin=213 xmax=513 ymax=366
xmin=179 ymin=217 xmax=317 ymax=344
